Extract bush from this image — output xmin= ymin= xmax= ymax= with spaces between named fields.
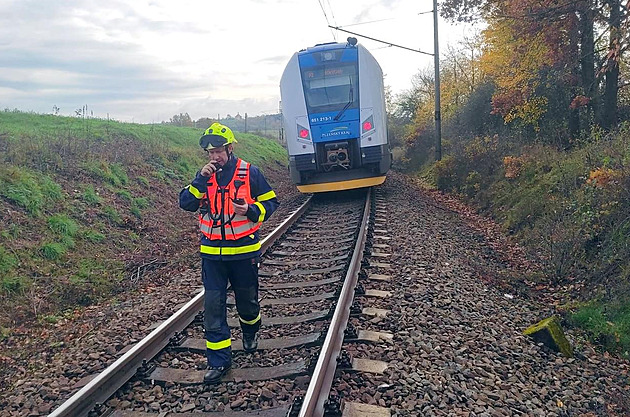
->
xmin=431 ymin=155 xmax=457 ymax=191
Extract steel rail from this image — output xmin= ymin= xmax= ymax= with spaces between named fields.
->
xmin=299 ymin=188 xmax=372 ymax=417
xmin=49 ymin=196 xmax=312 ymax=417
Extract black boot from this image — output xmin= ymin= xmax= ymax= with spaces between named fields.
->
xmin=203 ymin=364 xmax=231 ymax=385
xmin=242 ymin=332 xmax=259 ymax=353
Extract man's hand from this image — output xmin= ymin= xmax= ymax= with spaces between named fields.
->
xmin=233 ymin=199 xmax=249 ymax=216
xmin=201 ymin=161 xmax=220 ymax=177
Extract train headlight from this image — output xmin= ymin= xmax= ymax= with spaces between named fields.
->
xmin=329 ymin=154 xmax=338 ymax=162
xmin=322 ymin=52 xmax=335 ymax=61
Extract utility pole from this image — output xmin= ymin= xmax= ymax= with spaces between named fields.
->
xmin=434 ymin=0 xmax=442 ymax=161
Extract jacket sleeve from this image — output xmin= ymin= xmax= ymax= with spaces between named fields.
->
xmin=246 ymin=165 xmax=279 ymax=223
xmin=179 ymin=171 xmax=209 ymax=212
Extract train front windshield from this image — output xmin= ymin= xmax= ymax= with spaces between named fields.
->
xmin=302 ymin=64 xmax=358 ymax=113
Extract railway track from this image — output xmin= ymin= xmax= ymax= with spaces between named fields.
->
xmin=49 ymin=187 xmax=394 ymax=417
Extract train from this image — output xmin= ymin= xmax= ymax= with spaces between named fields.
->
xmin=280 ymin=37 xmax=391 ymax=193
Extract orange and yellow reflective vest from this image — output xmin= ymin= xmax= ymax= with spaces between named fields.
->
xmin=198 ymin=159 xmax=260 ymax=241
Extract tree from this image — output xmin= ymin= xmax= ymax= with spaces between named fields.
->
xmin=441 ymin=0 xmax=630 ymax=133
xmin=169 ymin=112 xmax=193 ymax=127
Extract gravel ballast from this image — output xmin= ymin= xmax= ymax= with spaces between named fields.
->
xmin=2 ymin=171 xmax=629 ymax=416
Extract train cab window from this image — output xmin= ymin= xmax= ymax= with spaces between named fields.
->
xmin=302 ymin=64 xmax=358 ymax=113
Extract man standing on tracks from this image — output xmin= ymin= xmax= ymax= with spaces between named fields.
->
xmin=179 ymin=122 xmax=279 ymax=384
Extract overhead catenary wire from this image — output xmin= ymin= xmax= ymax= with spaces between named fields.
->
xmin=338 ymin=17 xmax=398 ymax=28
xmin=326 ymin=0 xmax=337 ymax=27
xmin=327 ymin=25 xmax=433 ymax=56
xmin=337 ymin=9 xmax=431 ymax=28
xmin=317 ymin=0 xmax=337 ymax=40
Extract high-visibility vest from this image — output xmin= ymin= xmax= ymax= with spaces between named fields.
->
xmin=198 ymin=159 xmax=261 ymax=240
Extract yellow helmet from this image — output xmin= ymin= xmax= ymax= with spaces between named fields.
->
xmin=199 ymin=122 xmax=237 ymax=150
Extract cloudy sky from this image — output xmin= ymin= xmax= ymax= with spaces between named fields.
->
xmin=0 ymin=0 xmax=470 ymax=123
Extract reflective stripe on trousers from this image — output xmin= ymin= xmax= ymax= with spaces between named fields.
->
xmin=202 ymin=257 xmax=261 ymax=367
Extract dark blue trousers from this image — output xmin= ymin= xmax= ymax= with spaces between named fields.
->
xmin=202 ymin=257 xmax=261 ymax=367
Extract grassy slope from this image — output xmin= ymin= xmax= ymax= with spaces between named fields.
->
xmin=0 ymin=110 xmax=288 ymax=330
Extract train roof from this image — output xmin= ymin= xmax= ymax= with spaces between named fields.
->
xmin=298 ymin=41 xmax=354 ymax=55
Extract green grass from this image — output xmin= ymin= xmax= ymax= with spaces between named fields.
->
xmin=40 ymin=243 xmax=66 ymax=260
xmin=1 ymin=276 xmax=30 ymax=295
xmin=82 ymin=185 xmax=101 ymax=204
xmin=0 ymin=166 xmax=63 ymax=214
xmin=48 ymin=214 xmax=79 ymax=236
xmin=133 ymin=197 xmax=149 ymax=209
xmin=102 ymin=206 xmax=122 ymax=225
xmin=116 ymin=189 xmax=132 ymax=202
xmin=130 ymin=206 xmax=141 ymax=218
xmin=81 ymin=230 xmax=105 ymax=243
xmin=0 ymin=247 xmax=18 ymax=275
xmin=570 ymin=301 xmax=630 ymax=358
xmin=83 ymin=161 xmax=129 ymax=186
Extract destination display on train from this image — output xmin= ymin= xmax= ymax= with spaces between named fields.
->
xmin=303 ymin=65 xmax=356 ymax=80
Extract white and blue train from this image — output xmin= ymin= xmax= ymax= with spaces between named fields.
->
xmin=280 ymin=37 xmax=391 ymax=193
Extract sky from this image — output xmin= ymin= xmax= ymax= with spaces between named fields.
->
xmin=0 ymin=0 xmax=471 ymax=124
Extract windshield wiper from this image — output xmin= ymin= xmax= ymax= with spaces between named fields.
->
xmin=334 ymin=83 xmax=354 ymax=121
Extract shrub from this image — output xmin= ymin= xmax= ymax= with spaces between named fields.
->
xmin=432 ymin=155 xmax=457 ymax=191
xmin=48 ymin=214 xmax=79 ymax=236
xmin=503 ymin=156 xmax=526 ymax=179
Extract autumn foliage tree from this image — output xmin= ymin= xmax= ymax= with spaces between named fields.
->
xmin=439 ymin=0 xmax=629 ymax=138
